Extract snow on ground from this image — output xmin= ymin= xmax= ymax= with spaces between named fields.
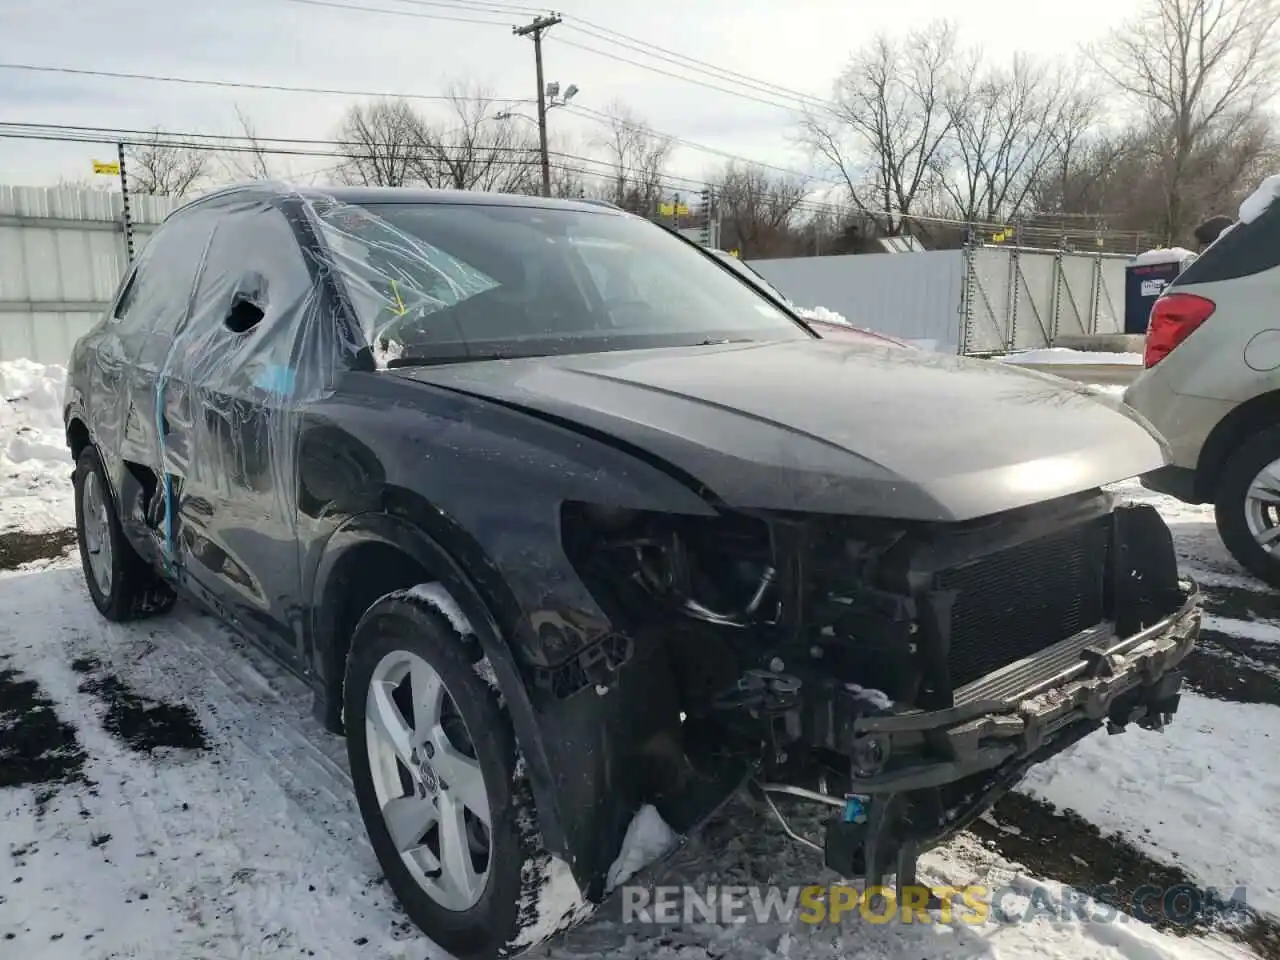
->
xmin=1019 ymin=694 xmax=1280 ymax=916
xmin=2 ymin=375 xmax=1279 ymax=959
xmin=998 ymin=348 xmax=1145 ymax=366
xmin=0 ymin=360 xmax=74 ymax=535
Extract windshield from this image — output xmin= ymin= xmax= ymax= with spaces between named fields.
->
xmin=310 ymin=199 xmax=811 ymax=365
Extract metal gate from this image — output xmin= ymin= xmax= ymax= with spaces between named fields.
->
xmin=960 ymin=245 xmax=1129 ymax=354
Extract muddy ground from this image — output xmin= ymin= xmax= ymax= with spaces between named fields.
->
xmin=0 ymin=529 xmax=77 ymax=571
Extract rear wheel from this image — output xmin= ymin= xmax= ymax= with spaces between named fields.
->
xmin=1214 ymin=427 xmax=1280 ymax=587
xmin=73 ymin=446 xmax=175 ymax=621
xmin=344 ymin=589 xmax=588 ymax=959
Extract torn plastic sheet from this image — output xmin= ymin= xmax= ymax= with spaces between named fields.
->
xmin=92 ymin=185 xmax=364 ymax=568
xmin=86 ymin=181 xmax=802 ymax=574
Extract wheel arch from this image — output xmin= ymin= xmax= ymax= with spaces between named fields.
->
xmin=66 ymin=414 xmax=91 ymax=462
xmin=1195 ymin=389 xmax=1280 ymax=500
xmin=308 ymin=510 xmax=571 ymax=864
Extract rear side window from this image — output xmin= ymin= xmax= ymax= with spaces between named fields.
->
xmin=1174 ymin=205 xmax=1280 ymax=286
xmin=113 ymin=210 xmax=219 ymax=335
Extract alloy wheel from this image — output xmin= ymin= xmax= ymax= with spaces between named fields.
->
xmin=365 ymin=648 xmax=492 ymax=912
xmin=1244 ymin=458 xmax=1280 ymax=554
xmin=81 ymin=470 xmax=113 ymax=596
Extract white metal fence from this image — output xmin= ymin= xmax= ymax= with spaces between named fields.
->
xmin=750 ymin=250 xmax=966 ymax=351
xmin=0 ymin=185 xmax=178 ymax=365
xmin=750 ymin=245 xmax=1131 ymax=355
xmin=960 ymin=245 xmax=1129 ymax=354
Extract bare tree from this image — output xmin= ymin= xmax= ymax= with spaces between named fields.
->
xmin=409 ymin=81 xmax=540 ymax=193
xmin=335 ymin=99 xmax=425 ymax=188
xmin=799 ymin=20 xmax=958 ymax=234
xmin=544 ymin=135 xmax=593 ymax=198
xmin=218 ymin=105 xmax=278 ymax=182
xmin=126 ymin=131 xmax=210 ymax=198
xmin=712 ymin=163 xmax=809 ymax=257
xmin=1038 ymin=80 xmax=1105 ymax=212
xmin=592 ymin=102 xmax=673 ymax=215
xmin=1092 ymin=0 xmax=1280 ymax=241
xmin=939 ymin=56 xmax=1089 ymax=222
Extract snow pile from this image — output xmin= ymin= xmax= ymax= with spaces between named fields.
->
xmin=605 ymin=803 xmax=680 ymax=890
xmin=1130 ymin=247 xmax=1196 ymax=266
xmin=1239 ymin=173 xmax=1280 ymax=224
xmin=0 ymin=359 xmax=74 ymax=533
xmin=793 ymin=304 xmax=851 ymax=326
xmin=998 ymin=348 xmax=1144 ymax=366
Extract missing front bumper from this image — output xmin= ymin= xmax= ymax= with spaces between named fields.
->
xmin=833 ymin=580 xmax=1201 ymax=794
xmin=798 ymin=581 xmax=1201 ymax=887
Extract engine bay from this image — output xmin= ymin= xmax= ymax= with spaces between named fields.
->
xmin=558 ymin=490 xmax=1195 ymax=889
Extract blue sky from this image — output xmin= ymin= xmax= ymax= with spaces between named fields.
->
xmin=0 ymin=0 xmax=1144 ymax=189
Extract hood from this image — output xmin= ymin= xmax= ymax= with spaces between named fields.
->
xmin=391 ymin=340 xmax=1169 ymax=522
xmin=806 ymin=318 xmax=912 ymax=348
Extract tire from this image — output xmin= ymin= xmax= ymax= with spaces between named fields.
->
xmin=344 ymin=589 xmax=588 ymax=959
xmin=1214 ymin=425 xmax=1280 ymax=588
xmin=73 ymin=446 xmax=176 ymax=621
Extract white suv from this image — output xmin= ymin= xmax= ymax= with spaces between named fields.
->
xmin=1125 ymin=175 xmax=1280 ymax=585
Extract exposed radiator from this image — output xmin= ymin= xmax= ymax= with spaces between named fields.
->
xmin=937 ymin=517 xmax=1111 ymax=688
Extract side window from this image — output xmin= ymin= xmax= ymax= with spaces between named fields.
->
xmin=190 ymin=207 xmax=312 ymax=335
xmin=182 ymin=207 xmax=325 ymax=393
xmin=111 ymin=267 xmax=140 ymax=323
xmin=113 ymin=211 xmax=219 ymax=336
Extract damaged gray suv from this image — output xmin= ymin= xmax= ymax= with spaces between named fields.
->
xmin=63 ymin=183 xmax=1201 ymax=958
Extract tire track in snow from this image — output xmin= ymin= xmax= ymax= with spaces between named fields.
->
xmin=0 ymin=565 xmax=427 ymax=958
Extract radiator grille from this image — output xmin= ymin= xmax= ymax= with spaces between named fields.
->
xmin=937 ymin=517 xmax=1110 ymax=689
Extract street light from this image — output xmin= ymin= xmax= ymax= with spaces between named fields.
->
xmin=546 ymin=81 xmax=578 ymax=108
xmin=497 ymin=81 xmax=579 ymax=198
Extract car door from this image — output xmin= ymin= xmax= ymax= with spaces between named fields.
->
xmin=89 ymin=210 xmax=221 ymax=548
xmin=161 ymin=202 xmax=316 ymax=661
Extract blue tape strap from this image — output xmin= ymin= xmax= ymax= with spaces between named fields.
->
xmin=154 ymin=373 xmax=175 ymax=563
xmin=252 ymin=363 xmax=296 ymax=397
xmin=843 ymin=795 xmax=867 ymax=824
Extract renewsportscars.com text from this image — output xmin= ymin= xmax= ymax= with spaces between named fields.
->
xmin=621 ymin=883 xmax=1248 ymax=927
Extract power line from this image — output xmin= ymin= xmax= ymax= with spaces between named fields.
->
xmin=0 ymin=122 xmax=536 ymax=154
xmin=546 ymin=34 xmax=814 ymax=115
xmin=563 ymin=103 xmax=832 ymax=184
xmin=0 ymin=62 xmax=529 ymax=104
xmin=261 ymin=0 xmax=831 ymax=115
xmin=0 ymin=123 xmax=1154 ymax=241
xmin=278 ymin=0 xmax=513 ymax=25
xmin=0 ymin=123 xmax=767 ymax=198
xmin=377 ymin=0 xmax=537 ymax=14
xmin=560 ymin=21 xmax=832 ymax=112
xmin=2 ymin=59 xmax=829 ymax=185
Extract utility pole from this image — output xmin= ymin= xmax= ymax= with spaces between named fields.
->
xmin=514 ymin=13 xmax=562 ymax=198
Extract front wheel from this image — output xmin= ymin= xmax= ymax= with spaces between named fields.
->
xmin=1214 ymin=426 xmax=1280 ymax=587
xmin=73 ymin=446 xmax=175 ymax=621
xmin=344 ymin=589 xmax=589 ymax=959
